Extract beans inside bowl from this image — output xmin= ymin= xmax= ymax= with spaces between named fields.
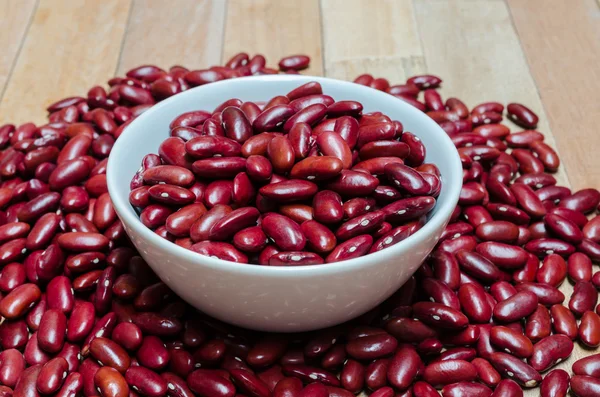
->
xmin=128 ymin=82 xmax=441 ymax=266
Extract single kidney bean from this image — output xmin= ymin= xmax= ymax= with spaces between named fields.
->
xmin=442 ymin=382 xmax=492 ymax=397
xmin=489 ymin=379 xmax=523 ymax=397
xmin=422 ymin=277 xmax=460 ymax=310
xmin=0 ymin=349 xmax=25 ymax=387
xmin=559 ymin=188 xmax=600 ymax=213
xmin=578 ymin=310 xmax=600 ymax=347
xmin=458 ymin=283 xmax=492 ymax=323
xmin=137 ymin=335 xmax=169 ymax=370
xmin=493 ymin=290 xmax=538 ymax=322
xmin=339 ymin=360 xmax=364 ymax=394
xmin=490 ymin=281 xmax=517 ymax=301
xmin=528 ymin=334 xmax=573 ymax=372
xmin=37 ymin=308 xmax=66 ymax=354
xmin=37 ymin=357 xmax=69 ymax=395
xmin=476 ymin=241 xmax=528 ymax=269
xmin=550 ymin=304 xmax=578 ymax=339
xmin=90 ymin=337 xmax=131 ymax=373
xmin=94 ymin=366 xmax=129 ymax=397
xmin=525 ymin=304 xmax=551 ymax=342
xmin=386 ymin=345 xmax=421 ymax=390
xmin=471 ymin=358 xmax=501 ymax=388
xmin=412 ymin=302 xmax=468 ymax=329
xmin=569 ymin=281 xmax=598 ymax=316
xmin=539 ymin=369 xmax=569 ymax=397
xmin=13 ymin=364 xmax=42 ymax=397
xmin=536 ymin=253 xmax=567 ymax=286
xmin=455 ymin=250 xmax=503 ymax=284
xmin=423 ymin=360 xmax=477 ymax=387
xmin=0 ymin=283 xmax=41 ymax=319
xmin=24 ymin=332 xmax=51 ymax=366
xmin=489 ymin=352 xmax=541 ymax=387
xmin=66 ymin=301 xmax=95 ymax=342
xmin=490 ymin=326 xmax=533 ymax=358
xmin=570 ymin=375 xmax=600 ymax=397
xmin=281 ymin=364 xmax=339 ymax=387
xmin=506 ymin=103 xmax=538 ymax=128
xmin=573 ymin=355 xmax=600 ymax=383
xmin=125 ymin=366 xmax=167 ymax=397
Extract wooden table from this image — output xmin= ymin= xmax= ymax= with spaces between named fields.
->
xmin=0 ymin=0 xmax=599 ymax=394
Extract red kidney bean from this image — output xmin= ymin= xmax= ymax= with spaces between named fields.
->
xmin=550 ymin=304 xmax=578 ymax=339
xmin=38 ymin=309 xmax=67 ymax=353
xmin=578 ymin=310 xmax=600 ymax=347
xmin=24 ymin=332 xmax=51 ymax=366
xmin=458 ymin=283 xmax=492 ymax=323
xmin=125 ymin=366 xmax=167 ymax=397
xmin=37 ymin=357 xmax=68 ymax=395
xmin=506 ymin=103 xmax=538 ymax=128
xmin=136 ymin=335 xmax=169 ymax=370
xmin=0 ymin=319 xmax=28 ymax=350
xmin=66 ymin=301 xmax=94 ymax=342
xmin=455 ymin=250 xmax=503 ymax=284
xmin=525 ymin=304 xmax=551 ymax=342
xmin=493 ymin=290 xmax=538 ymax=322
xmin=476 ymin=241 xmax=528 ymax=269
xmin=0 ymin=349 xmax=25 ymax=388
xmin=430 ymin=251 xmax=460 ymax=290
xmin=423 ymin=360 xmax=477 ymax=387
xmin=412 ymin=302 xmax=468 ymax=329
xmin=538 ymin=369 xmax=570 ymax=397
xmin=569 ymin=281 xmax=597 ymax=316
xmin=442 ymin=382 xmax=492 ymax=397
xmin=471 ymin=358 xmax=501 ymax=388
xmin=536 ymin=253 xmax=567 ymax=286
xmin=489 ymin=352 xmax=541 ymax=388
xmin=560 ymin=188 xmax=600 ymax=213
xmin=386 ymin=345 xmax=421 ymax=390
xmin=26 ymin=213 xmax=61 ymax=251
xmin=515 ymin=282 xmax=564 ymax=306
xmin=0 ymin=283 xmax=41 ymax=319
xmin=13 ymin=364 xmax=42 ymax=397
xmin=528 ymin=334 xmax=573 ymax=372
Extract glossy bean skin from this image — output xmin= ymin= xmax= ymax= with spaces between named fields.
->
xmin=489 ymin=352 xmax=541 ymax=388
xmin=569 ymin=281 xmax=598 ymax=316
xmin=579 ymin=310 xmax=600 ymax=347
xmin=125 ymin=366 xmax=168 ymax=397
xmin=423 ymin=360 xmax=477 ymax=387
xmin=387 ymin=345 xmax=421 ymax=391
xmin=37 ymin=357 xmax=69 ymax=395
xmin=493 ymin=291 xmax=538 ymax=322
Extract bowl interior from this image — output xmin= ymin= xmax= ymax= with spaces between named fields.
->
xmin=107 ymin=75 xmax=462 ymax=274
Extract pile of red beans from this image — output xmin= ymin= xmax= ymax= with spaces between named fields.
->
xmin=0 ymin=52 xmax=599 ymax=397
xmin=129 ymin=82 xmax=440 ymax=265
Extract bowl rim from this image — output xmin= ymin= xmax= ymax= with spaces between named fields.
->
xmin=107 ymin=74 xmax=462 ymax=277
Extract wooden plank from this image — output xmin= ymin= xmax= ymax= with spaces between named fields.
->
xmin=507 ymin=0 xmax=600 ymax=190
xmin=0 ymin=0 xmax=37 ymax=98
xmin=117 ymin=0 xmax=226 ymax=75
xmin=0 ymin=0 xmax=131 ymax=125
xmin=223 ymin=0 xmax=323 ymax=75
xmin=321 ymin=0 xmax=425 ymax=82
xmin=414 ymin=1 xmax=580 ymax=390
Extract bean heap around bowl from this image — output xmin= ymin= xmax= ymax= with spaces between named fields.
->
xmin=129 ymin=82 xmax=441 ymax=265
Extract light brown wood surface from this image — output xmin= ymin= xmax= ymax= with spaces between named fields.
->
xmin=0 ymin=0 xmax=599 ymax=395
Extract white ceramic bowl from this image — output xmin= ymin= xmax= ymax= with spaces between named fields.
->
xmin=107 ymin=75 xmax=462 ymax=332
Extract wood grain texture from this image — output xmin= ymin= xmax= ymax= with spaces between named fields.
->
xmin=321 ymin=0 xmax=425 ymax=81
xmin=507 ymin=0 xmax=600 ymax=190
xmin=117 ymin=0 xmax=226 ymax=74
xmin=223 ymin=0 xmax=323 ymax=75
xmin=0 ymin=0 xmax=131 ymax=125
xmin=0 ymin=0 xmax=37 ymax=98
xmin=414 ymin=1 xmax=583 ymax=389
